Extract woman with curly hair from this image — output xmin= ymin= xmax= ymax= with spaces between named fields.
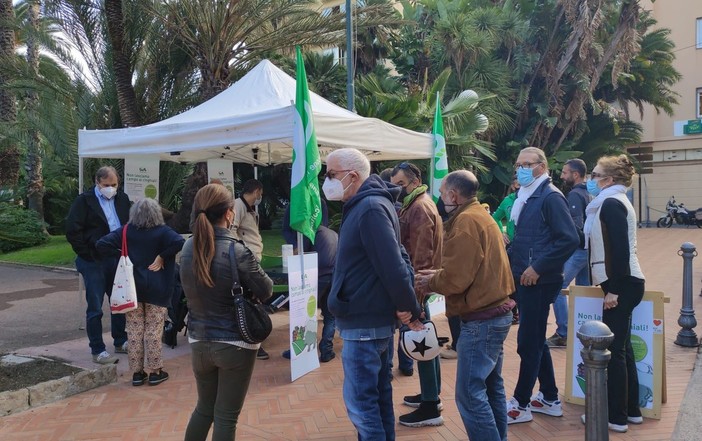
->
xmin=583 ymin=155 xmax=645 ymax=433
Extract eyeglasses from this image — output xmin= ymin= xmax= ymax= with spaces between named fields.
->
xmin=591 ymin=172 xmax=607 ymax=179
xmin=325 ymin=169 xmax=352 ymax=180
xmin=514 ymin=162 xmax=542 ymax=170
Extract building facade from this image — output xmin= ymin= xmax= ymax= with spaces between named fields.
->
xmin=629 ymin=1 xmax=702 ymax=225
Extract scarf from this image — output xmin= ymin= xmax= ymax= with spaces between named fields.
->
xmin=400 ymin=184 xmax=429 ymax=214
xmin=510 ymin=174 xmax=549 ymax=226
xmin=583 ymin=184 xmax=627 ymax=249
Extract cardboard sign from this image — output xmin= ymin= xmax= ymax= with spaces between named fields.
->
xmin=287 ymin=253 xmax=319 ymax=381
xmin=564 ymin=286 xmax=666 ymax=419
xmin=124 ymin=156 xmax=159 ymax=201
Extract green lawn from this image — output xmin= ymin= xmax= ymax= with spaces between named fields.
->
xmin=0 ymin=235 xmax=75 ymax=268
xmin=0 ymin=230 xmax=289 ymax=269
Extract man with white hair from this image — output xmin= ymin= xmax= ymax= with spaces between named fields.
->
xmin=506 ymin=147 xmax=578 ymax=425
xmin=326 ymin=148 xmax=423 ymax=441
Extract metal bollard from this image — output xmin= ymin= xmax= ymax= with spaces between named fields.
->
xmin=578 ymin=320 xmax=614 ymax=441
xmin=675 ymin=242 xmax=699 ymax=347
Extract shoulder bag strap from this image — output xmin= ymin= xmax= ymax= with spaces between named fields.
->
xmin=227 ymin=242 xmax=244 ymax=297
xmin=121 ymin=224 xmax=128 ymax=257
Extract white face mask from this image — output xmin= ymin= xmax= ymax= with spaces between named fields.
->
xmin=254 ymin=196 xmax=262 ymax=206
xmin=99 ymin=185 xmax=117 ymax=200
xmin=322 ymin=178 xmax=345 ymax=201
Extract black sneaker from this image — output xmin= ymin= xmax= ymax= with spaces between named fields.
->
xmin=132 ymin=371 xmax=147 ymax=387
xmin=400 ymin=368 xmax=414 ymax=377
xmin=546 ymin=333 xmax=567 ymax=348
xmin=148 ymin=369 xmax=169 ymax=386
xmin=403 ymin=394 xmax=444 ymax=411
xmin=319 ymin=352 xmax=336 ymax=363
xmin=257 ymin=347 xmax=270 ymax=360
xmin=399 ymin=401 xmax=444 ymax=427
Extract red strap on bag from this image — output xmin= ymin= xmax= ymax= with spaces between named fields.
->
xmin=121 ymin=224 xmax=128 ymax=257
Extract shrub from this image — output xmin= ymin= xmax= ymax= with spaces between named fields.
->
xmin=0 ymin=203 xmax=50 ymax=253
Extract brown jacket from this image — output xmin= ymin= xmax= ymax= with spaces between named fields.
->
xmin=399 ymin=191 xmax=443 ymax=272
xmin=429 ymin=199 xmax=515 ymax=317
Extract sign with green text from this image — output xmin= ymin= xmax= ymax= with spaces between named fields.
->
xmin=683 ymin=119 xmax=702 ymax=135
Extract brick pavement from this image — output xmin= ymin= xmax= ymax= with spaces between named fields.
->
xmin=1 ymin=228 xmax=701 ymax=440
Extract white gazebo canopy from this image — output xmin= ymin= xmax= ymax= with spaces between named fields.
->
xmin=78 ymin=59 xmax=433 ymax=166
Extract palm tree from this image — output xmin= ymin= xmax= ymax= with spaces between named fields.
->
xmin=355 ymin=67 xmax=493 ymax=172
xmin=104 ymin=0 xmax=141 ymax=126
xmin=0 ymin=0 xmax=19 ymax=188
xmin=23 ymin=0 xmax=45 ymax=224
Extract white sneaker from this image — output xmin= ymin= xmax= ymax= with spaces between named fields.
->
xmin=439 ymin=345 xmax=457 ymax=359
xmin=506 ymin=397 xmax=532 ymax=424
xmin=580 ymin=414 xmax=628 ymax=433
xmin=92 ymin=351 xmax=118 ymax=365
xmin=627 ymin=415 xmax=643 ymax=424
xmin=530 ymin=391 xmax=563 ymax=417
xmin=115 ymin=342 xmax=128 ymax=354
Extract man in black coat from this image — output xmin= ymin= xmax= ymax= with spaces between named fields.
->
xmin=66 ymin=166 xmax=130 ymax=364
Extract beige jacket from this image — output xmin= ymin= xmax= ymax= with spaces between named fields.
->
xmin=429 ymin=199 xmax=515 ymax=317
xmin=232 ymin=197 xmax=263 ymax=262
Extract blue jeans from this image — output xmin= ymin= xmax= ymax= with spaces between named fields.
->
xmin=341 ymin=336 xmax=395 ymax=441
xmin=513 ymin=281 xmax=561 ymax=406
xmin=318 ymin=279 xmax=336 ymax=358
xmin=448 ymin=315 xmax=461 ymax=350
xmin=396 ymin=334 xmax=414 ymax=372
xmin=456 ymin=313 xmax=512 ymax=441
xmin=553 ymin=248 xmax=589 ymax=337
xmin=75 ymin=256 xmax=127 ymax=355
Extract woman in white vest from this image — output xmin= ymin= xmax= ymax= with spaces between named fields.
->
xmin=583 ymin=155 xmax=645 ymax=433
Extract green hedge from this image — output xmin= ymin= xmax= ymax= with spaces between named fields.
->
xmin=0 ymin=203 xmax=50 ymax=253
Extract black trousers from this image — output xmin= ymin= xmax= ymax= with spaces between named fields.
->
xmin=601 ymin=279 xmax=645 ymax=425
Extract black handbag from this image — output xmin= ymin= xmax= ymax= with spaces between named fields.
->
xmin=228 ymin=243 xmax=272 ymax=344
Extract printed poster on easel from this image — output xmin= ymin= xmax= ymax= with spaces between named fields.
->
xmin=564 ymin=286 xmax=666 ymax=419
xmin=124 ymin=156 xmax=160 ymax=201
xmin=287 ymin=252 xmax=319 ymax=381
xmin=207 ymin=159 xmax=235 ymax=195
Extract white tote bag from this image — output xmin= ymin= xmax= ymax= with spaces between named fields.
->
xmin=110 ymin=224 xmax=138 ymax=314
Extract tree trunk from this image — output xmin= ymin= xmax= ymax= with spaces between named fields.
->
xmin=0 ymin=0 xmax=19 ymax=188
xmin=25 ymin=0 xmax=45 ymax=227
xmin=104 ymin=0 xmax=141 ymax=127
xmin=167 ymin=162 xmax=208 ymax=233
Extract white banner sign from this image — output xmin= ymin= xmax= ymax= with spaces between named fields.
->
xmin=287 ymin=253 xmax=319 ymax=381
xmin=566 ymin=287 xmax=665 ymax=419
xmin=207 ymin=159 xmax=235 ymax=195
xmin=124 ymin=156 xmax=159 ymax=201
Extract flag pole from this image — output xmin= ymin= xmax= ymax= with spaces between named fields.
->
xmin=297 ymin=231 xmax=305 ymax=288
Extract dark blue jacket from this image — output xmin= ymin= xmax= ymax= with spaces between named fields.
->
xmin=96 ymin=224 xmax=185 ymax=307
xmin=328 ymin=175 xmax=421 ymax=330
xmin=282 ymin=200 xmax=329 ymax=248
xmin=508 ymin=179 xmax=579 ymax=285
xmin=567 ymin=182 xmax=591 ymax=249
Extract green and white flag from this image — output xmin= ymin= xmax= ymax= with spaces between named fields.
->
xmin=430 ymin=93 xmax=448 ymax=203
xmin=290 ymin=46 xmax=322 ymax=243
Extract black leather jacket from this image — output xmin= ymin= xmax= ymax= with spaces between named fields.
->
xmin=180 ymin=227 xmax=273 ymax=341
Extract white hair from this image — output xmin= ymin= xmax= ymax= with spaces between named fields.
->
xmin=327 ymin=148 xmax=371 ymax=180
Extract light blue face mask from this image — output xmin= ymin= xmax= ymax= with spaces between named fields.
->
xmin=587 ymin=179 xmax=601 ymax=196
xmin=516 ymin=167 xmax=535 ymax=187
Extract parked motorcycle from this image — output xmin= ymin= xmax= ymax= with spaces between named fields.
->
xmin=656 ymin=196 xmax=702 ymax=228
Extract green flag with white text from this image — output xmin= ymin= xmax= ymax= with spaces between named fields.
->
xmin=430 ymin=94 xmax=448 ymax=202
xmin=290 ymin=46 xmax=322 ymax=243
